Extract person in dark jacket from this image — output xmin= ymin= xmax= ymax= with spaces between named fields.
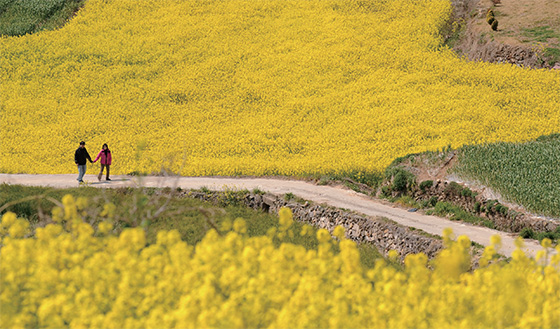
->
xmin=74 ymin=141 xmax=93 ymax=183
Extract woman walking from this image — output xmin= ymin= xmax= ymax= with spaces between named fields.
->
xmin=93 ymin=143 xmax=112 ymax=181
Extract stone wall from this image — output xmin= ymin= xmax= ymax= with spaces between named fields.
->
xmin=185 ymin=191 xmax=444 ymax=260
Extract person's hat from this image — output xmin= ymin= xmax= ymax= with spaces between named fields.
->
xmin=79 ymin=141 xmax=86 ymax=145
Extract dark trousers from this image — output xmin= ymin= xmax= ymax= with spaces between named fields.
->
xmin=98 ymin=165 xmax=110 ymax=180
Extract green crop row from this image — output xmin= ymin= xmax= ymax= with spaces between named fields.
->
xmin=0 ymin=0 xmax=84 ymax=36
xmin=452 ymin=133 xmax=560 ymax=218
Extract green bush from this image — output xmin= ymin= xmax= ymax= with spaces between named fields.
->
xmin=460 ymin=187 xmax=475 ymax=198
xmin=474 ymin=202 xmax=481 ymax=213
xmin=381 ymin=185 xmax=391 ymax=197
xmin=429 ymin=196 xmax=438 ymax=207
xmin=384 ymin=167 xmax=415 ymax=194
xmin=431 ymin=201 xmax=494 ymax=228
xmin=485 ymin=200 xmax=498 ymax=214
xmin=419 ymin=180 xmax=433 ymax=191
xmin=520 ymin=228 xmax=536 ymax=239
xmin=495 ymin=203 xmax=508 ymax=216
xmin=444 ymin=181 xmax=463 ymax=196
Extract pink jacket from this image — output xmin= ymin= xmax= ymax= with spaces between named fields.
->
xmin=94 ymin=150 xmax=112 ymax=165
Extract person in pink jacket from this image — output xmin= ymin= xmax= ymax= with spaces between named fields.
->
xmin=93 ymin=143 xmax=112 ymax=181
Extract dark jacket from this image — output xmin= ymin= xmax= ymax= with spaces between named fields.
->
xmin=75 ymin=147 xmax=93 ymax=165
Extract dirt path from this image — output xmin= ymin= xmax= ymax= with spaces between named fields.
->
xmin=0 ymin=173 xmax=547 ymax=258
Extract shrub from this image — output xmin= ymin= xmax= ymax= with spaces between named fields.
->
xmin=444 ymin=181 xmax=463 ymax=196
xmin=429 ymin=196 xmax=438 ymax=207
xmin=485 ymin=200 xmax=498 ymax=214
xmin=520 ymin=228 xmax=536 ymax=239
xmin=384 ymin=167 xmax=415 ymax=194
xmin=419 ymin=180 xmax=433 ymax=191
xmin=491 ymin=19 xmax=498 ymax=31
xmin=381 ymin=185 xmax=391 ymax=197
xmin=486 ymin=9 xmax=494 ymax=24
xmin=474 ymin=202 xmax=481 ymax=213
xmin=495 ymin=203 xmax=508 ymax=216
xmin=460 ymin=187 xmax=475 ymax=198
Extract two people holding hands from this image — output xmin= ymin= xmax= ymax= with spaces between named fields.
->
xmin=74 ymin=141 xmax=112 ymax=183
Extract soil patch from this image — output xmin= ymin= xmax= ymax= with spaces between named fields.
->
xmin=449 ymin=0 xmax=560 ymax=68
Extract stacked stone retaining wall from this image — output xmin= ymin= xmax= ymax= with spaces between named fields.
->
xmin=185 ymin=191 xmax=444 ymax=260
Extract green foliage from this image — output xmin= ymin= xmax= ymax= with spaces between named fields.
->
xmin=394 ymin=195 xmax=418 ymax=208
xmin=284 ymin=192 xmax=295 ymax=201
xmin=0 ymin=0 xmax=84 ymax=36
xmin=474 ymin=202 xmax=481 ymax=213
xmin=495 ymin=203 xmax=508 ymax=216
xmin=453 ymin=134 xmax=560 ymax=218
xmin=429 ymin=201 xmax=494 ymax=228
xmin=520 ymin=227 xmax=560 ymax=243
xmin=429 ymin=196 xmax=438 ymax=207
xmin=304 ymin=170 xmax=383 ymax=189
xmin=522 ymin=26 xmax=560 ymax=43
xmin=252 ymin=188 xmax=265 ymax=195
xmin=419 ymin=180 xmax=433 ymax=191
xmin=461 ymin=187 xmax=475 ymax=198
xmin=535 ymin=133 xmax=560 ymax=142
xmin=444 ymin=181 xmax=462 ymax=196
xmin=385 ymin=167 xmax=415 ymax=194
xmin=443 ymin=181 xmax=475 ymax=199
xmin=543 ymin=48 xmax=560 ymax=66
xmin=520 ymin=228 xmax=536 ymax=239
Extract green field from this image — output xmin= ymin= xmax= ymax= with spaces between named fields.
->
xmin=0 ymin=0 xmax=84 ymax=36
xmin=452 ymin=134 xmax=560 ymax=218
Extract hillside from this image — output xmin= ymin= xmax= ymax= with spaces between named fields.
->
xmin=1 ymin=0 xmax=559 ymax=177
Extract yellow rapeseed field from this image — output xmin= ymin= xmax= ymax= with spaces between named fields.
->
xmin=1 ymin=198 xmax=559 ymax=328
xmin=1 ymin=0 xmax=559 ymax=175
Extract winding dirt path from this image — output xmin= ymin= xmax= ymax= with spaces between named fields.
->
xmin=0 ymin=174 xmax=547 ymax=258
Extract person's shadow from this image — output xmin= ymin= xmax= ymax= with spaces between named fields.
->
xmin=89 ymin=178 xmax=130 ymax=185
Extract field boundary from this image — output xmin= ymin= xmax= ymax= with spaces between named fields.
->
xmin=0 ymin=173 xmax=546 ymax=258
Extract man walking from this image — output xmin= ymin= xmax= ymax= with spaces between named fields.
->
xmin=75 ymin=141 xmax=93 ymax=183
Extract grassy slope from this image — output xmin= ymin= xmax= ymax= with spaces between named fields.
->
xmin=452 ymin=133 xmax=560 ymax=218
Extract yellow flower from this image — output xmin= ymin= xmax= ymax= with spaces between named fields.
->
xmin=8 ymin=219 xmax=29 ymax=238
xmin=316 ymin=229 xmax=331 ymax=243
xmin=333 ymin=225 xmax=346 ymax=240
xmin=490 ymin=235 xmax=502 ymax=250
xmin=1 ymin=212 xmax=17 ymax=228
xmin=100 ymin=203 xmax=117 ymax=218
xmin=233 ymin=218 xmax=247 ymax=234
xmin=278 ymin=207 xmax=293 ymax=230
xmin=98 ymin=221 xmax=114 ymax=234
